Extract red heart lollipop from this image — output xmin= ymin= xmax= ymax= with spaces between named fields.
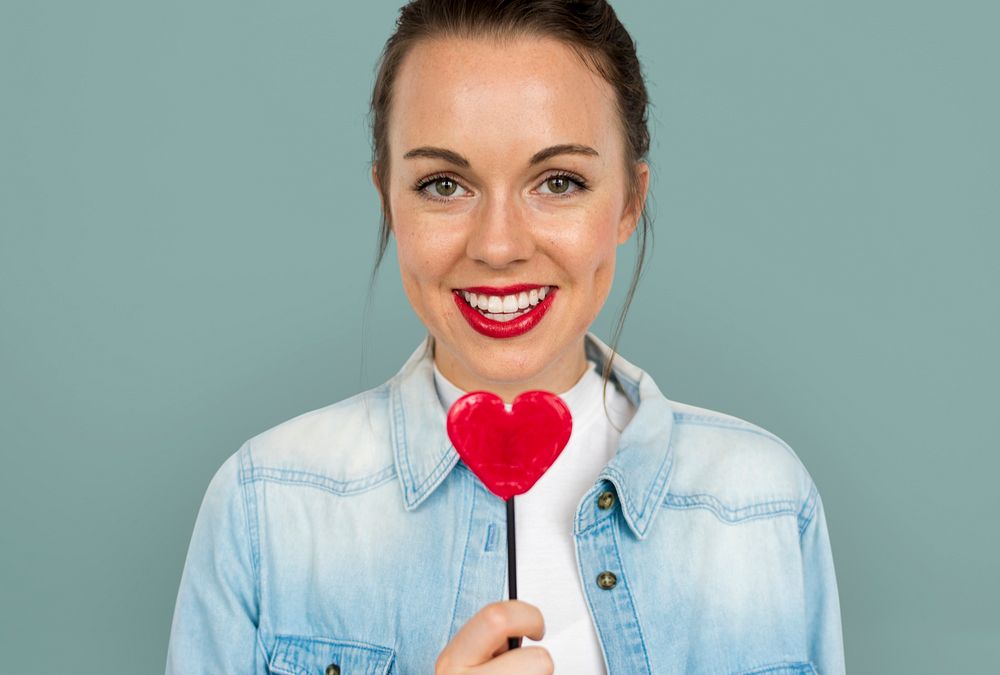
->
xmin=446 ymin=390 xmax=572 ymax=500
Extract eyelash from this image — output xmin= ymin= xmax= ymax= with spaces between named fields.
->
xmin=411 ymin=171 xmax=590 ymax=202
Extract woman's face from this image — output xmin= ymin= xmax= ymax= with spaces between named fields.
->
xmin=378 ymin=36 xmax=648 ymax=401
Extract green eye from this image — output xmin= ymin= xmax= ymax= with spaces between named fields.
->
xmin=434 ymin=178 xmax=457 ymax=196
xmin=539 ymin=173 xmax=588 ymax=196
xmin=546 ymin=176 xmax=570 ymax=194
xmin=413 ymin=174 xmax=468 ymax=201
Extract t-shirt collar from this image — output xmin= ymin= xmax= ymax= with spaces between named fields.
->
xmin=431 ymin=357 xmax=605 ymax=423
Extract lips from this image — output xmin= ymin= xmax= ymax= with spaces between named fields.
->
xmin=452 ymin=286 xmax=557 ymax=339
xmin=461 ymin=284 xmax=544 ymax=295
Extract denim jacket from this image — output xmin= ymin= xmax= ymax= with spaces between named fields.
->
xmin=166 ymin=333 xmax=845 ymax=674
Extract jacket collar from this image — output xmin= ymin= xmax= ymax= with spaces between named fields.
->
xmin=389 ymin=332 xmax=676 ymax=540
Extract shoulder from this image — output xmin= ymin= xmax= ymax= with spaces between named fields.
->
xmin=236 ymin=382 xmax=397 ymax=489
xmin=665 ymin=399 xmax=817 ymax=520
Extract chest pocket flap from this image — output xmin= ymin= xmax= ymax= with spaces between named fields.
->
xmin=268 ymin=635 xmax=396 ymax=675
xmin=738 ymin=662 xmax=818 ymax=675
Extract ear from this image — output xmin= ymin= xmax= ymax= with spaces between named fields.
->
xmin=617 ymin=161 xmax=650 ymax=245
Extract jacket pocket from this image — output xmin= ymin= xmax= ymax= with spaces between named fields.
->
xmin=268 ymin=635 xmax=396 ymax=675
xmin=737 ymin=662 xmax=818 ymax=675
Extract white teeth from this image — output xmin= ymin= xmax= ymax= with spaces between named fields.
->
xmin=484 ymin=309 xmax=529 ymax=321
xmin=459 ymin=286 xmax=552 ymax=316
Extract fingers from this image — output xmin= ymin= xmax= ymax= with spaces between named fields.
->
xmin=475 ymin=646 xmax=554 ymax=675
xmin=436 ymin=600 xmax=546 ymax=671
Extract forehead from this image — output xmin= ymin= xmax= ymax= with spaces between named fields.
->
xmin=389 ymin=35 xmax=622 ymax=163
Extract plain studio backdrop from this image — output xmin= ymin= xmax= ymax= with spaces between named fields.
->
xmin=1 ymin=1 xmax=997 ymax=672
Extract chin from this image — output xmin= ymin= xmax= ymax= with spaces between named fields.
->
xmin=446 ymin=342 xmax=543 ymax=383
xmin=468 ymin=355 xmax=539 ymax=384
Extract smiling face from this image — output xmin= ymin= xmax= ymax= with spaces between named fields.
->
xmin=377 ymin=35 xmax=648 ymax=402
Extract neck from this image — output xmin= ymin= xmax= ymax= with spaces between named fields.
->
xmin=432 ymin=337 xmax=589 ymax=404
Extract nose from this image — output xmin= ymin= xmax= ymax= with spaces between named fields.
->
xmin=465 ymin=193 xmax=535 ymax=269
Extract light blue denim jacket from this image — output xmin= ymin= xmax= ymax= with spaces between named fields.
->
xmin=166 ymin=333 xmax=845 ymax=674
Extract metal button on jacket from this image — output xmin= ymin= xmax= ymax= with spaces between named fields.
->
xmin=597 ymin=490 xmax=615 ymax=510
xmin=597 ymin=571 xmax=618 ymax=590
xmin=325 ymin=664 xmax=340 ymax=675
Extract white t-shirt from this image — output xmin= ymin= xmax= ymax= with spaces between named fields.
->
xmin=433 ymin=359 xmax=636 ymax=673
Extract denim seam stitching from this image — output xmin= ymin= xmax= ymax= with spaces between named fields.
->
xmin=574 ymin=520 xmax=613 ymax=673
xmin=447 ymin=479 xmax=477 ymax=640
xmin=663 ymin=492 xmax=799 ymax=522
xmin=661 ymin=502 xmax=797 ymax=525
xmin=797 ymin=482 xmax=819 ymax=537
xmin=634 ymin=448 xmax=673 ymax=533
xmin=411 ymin=446 xmax=455 ymax=492
xmin=581 ymin=519 xmax=618 ymax=667
xmin=391 ymin=384 xmax=415 ymax=503
xmin=273 ymin=633 xmax=395 ymax=654
xmin=243 ymin=465 xmax=396 ymax=496
xmin=239 ymin=442 xmax=262 ymax=616
xmin=739 ymin=662 xmax=817 ymax=674
xmin=611 ymin=508 xmax=653 ymax=673
xmin=256 ymin=630 xmax=273 ymax=673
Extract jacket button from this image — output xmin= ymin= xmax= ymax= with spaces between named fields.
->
xmin=597 ymin=490 xmax=615 ymax=510
xmin=325 ymin=664 xmax=340 ymax=675
xmin=597 ymin=571 xmax=617 ymax=590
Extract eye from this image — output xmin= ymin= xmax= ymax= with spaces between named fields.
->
xmin=429 ymin=177 xmax=460 ymax=197
xmin=414 ymin=174 xmax=470 ymax=201
xmin=537 ymin=172 xmax=588 ymax=196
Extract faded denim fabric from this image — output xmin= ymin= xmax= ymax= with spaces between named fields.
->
xmin=166 ymin=333 xmax=846 ymax=674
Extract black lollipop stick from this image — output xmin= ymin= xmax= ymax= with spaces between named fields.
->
xmin=506 ymin=496 xmax=519 ymax=650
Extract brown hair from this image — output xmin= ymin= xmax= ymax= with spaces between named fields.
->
xmin=368 ymin=0 xmax=653 ymax=418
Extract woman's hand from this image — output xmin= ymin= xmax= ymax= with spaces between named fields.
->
xmin=434 ymin=600 xmax=553 ymax=674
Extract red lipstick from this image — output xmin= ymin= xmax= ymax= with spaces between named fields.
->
xmin=460 ymin=283 xmax=545 ymax=296
xmin=453 ymin=288 xmax=557 ymax=339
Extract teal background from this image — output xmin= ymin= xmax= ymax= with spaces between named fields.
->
xmin=1 ymin=0 xmax=996 ymax=672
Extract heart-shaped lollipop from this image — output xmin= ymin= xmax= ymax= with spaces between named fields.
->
xmin=446 ymin=390 xmax=573 ymax=500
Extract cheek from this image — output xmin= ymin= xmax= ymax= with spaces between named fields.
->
xmin=393 ymin=218 xmax=466 ymax=320
xmin=396 ymin=221 xmax=448 ymax=277
xmin=551 ymin=208 xmax=621 ymax=276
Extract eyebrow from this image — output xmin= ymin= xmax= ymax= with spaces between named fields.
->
xmin=402 ymin=143 xmax=599 ymax=168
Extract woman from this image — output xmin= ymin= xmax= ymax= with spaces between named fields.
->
xmin=166 ymin=1 xmax=845 ymax=673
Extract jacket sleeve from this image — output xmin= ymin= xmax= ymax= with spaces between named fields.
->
xmin=799 ymin=484 xmax=847 ymax=674
xmin=165 ymin=445 xmax=268 ymax=674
